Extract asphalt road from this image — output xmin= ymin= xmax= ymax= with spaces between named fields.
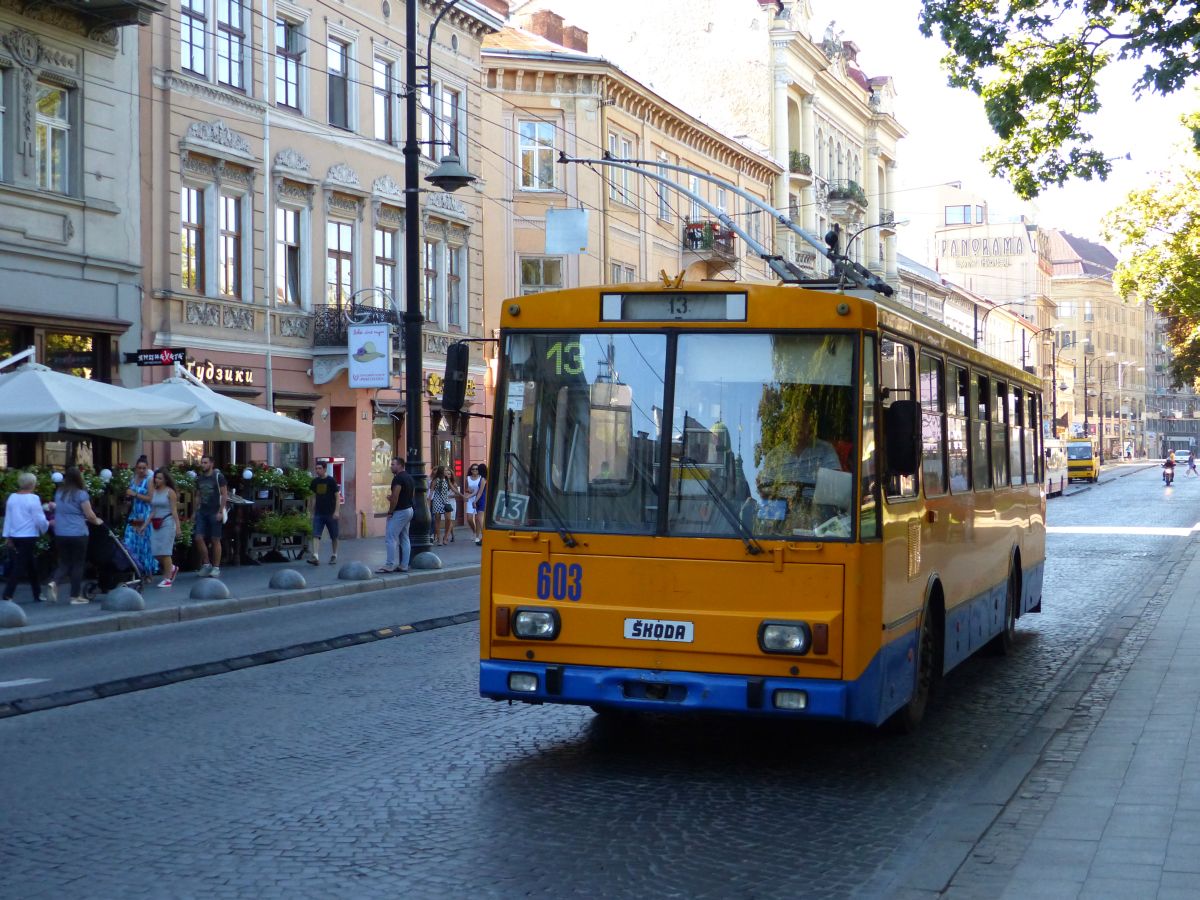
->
xmin=1 ymin=466 xmax=1196 ymax=899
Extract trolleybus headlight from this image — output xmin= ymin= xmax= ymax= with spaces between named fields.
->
xmin=512 ymin=608 xmax=560 ymax=640
xmin=758 ymin=621 xmax=812 ymax=655
xmin=508 ymin=673 xmax=539 ymax=692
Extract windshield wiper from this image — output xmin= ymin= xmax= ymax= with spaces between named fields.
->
xmin=504 ymin=452 xmax=578 ymax=548
xmin=678 ymin=455 xmax=764 ymax=555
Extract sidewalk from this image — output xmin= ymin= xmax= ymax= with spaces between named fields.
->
xmin=0 ymin=526 xmax=482 ymax=650
xmin=947 ymin=522 xmax=1200 ymax=897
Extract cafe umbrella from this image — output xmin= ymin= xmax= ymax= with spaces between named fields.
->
xmin=0 ymin=362 xmax=199 ymax=433
xmin=131 ymin=371 xmax=315 ymax=444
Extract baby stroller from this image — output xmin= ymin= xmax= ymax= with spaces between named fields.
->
xmin=82 ymin=522 xmax=149 ymax=599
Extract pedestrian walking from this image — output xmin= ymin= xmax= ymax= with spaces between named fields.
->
xmin=430 ymin=466 xmax=457 ymax=546
xmin=122 ymin=455 xmax=157 ymax=577
xmin=149 ymin=468 xmax=180 ymax=588
xmin=307 ymin=460 xmax=341 ymax=565
xmin=44 ymin=466 xmax=104 ymax=605
xmin=192 ymin=454 xmax=228 ymax=577
xmin=377 ymin=458 xmax=414 ymax=573
xmin=465 ymin=463 xmax=488 ymax=544
xmin=445 ymin=472 xmax=461 ymax=543
xmin=3 ymin=472 xmax=50 ymax=604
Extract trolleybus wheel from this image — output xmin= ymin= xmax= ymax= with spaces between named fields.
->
xmin=888 ymin=605 xmax=937 ymax=734
xmin=988 ymin=565 xmax=1020 ymax=656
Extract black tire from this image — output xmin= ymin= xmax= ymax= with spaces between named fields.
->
xmin=888 ymin=607 xmax=937 ymax=734
xmin=988 ymin=566 xmax=1019 ymax=656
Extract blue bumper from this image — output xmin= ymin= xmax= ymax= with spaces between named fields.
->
xmin=480 ymin=657 xmax=890 ymax=724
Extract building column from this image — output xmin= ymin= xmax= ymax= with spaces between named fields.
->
xmin=866 ymin=148 xmax=881 ymax=270
xmin=801 ymin=94 xmax=817 ymax=234
xmin=773 ymin=68 xmax=790 ymax=213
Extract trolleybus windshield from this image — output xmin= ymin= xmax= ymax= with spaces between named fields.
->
xmin=492 ymin=330 xmax=857 ymax=541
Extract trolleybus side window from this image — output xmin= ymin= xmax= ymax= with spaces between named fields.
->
xmin=880 ymin=336 xmax=917 ymax=500
xmin=860 ymin=334 xmax=879 ymax=539
xmin=1025 ymin=392 xmax=1039 ymax=483
xmin=919 ymin=352 xmax=946 ymax=497
xmin=1009 ymin=386 xmax=1024 ymax=486
xmin=991 ymin=379 xmax=1009 ymax=487
xmin=972 ymin=373 xmax=992 ymax=489
xmin=947 ymin=362 xmax=970 ymax=492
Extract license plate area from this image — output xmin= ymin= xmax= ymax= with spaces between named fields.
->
xmin=622 ymin=681 xmax=687 ymax=702
xmin=623 ymin=618 xmax=694 ymax=643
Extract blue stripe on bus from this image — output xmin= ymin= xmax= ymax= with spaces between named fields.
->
xmin=481 ymin=560 xmax=1044 ymax=727
xmin=480 ymin=657 xmax=893 ymax=725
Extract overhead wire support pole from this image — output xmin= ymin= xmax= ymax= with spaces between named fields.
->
xmin=558 ymin=152 xmax=804 ymax=284
xmin=559 ymin=153 xmax=893 ymax=296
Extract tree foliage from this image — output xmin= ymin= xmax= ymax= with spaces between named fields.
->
xmin=919 ymin=1 xmax=1200 ymax=198
xmin=1104 ymin=113 xmax=1200 ymax=387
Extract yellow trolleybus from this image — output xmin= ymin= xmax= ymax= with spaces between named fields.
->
xmin=478 ymin=280 xmax=1046 ymax=728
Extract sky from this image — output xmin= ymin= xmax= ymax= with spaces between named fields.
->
xmin=808 ymin=0 xmax=1197 ymax=257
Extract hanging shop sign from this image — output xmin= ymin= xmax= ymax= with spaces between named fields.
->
xmin=425 ymin=372 xmax=476 ymax=399
xmin=348 ymin=323 xmax=392 ymax=389
xmin=132 ymin=347 xmax=187 ymax=367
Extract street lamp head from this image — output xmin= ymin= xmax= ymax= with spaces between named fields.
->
xmin=424 ymin=151 xmax=476 ymax=193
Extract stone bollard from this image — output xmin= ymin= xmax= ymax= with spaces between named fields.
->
xmin=101 ymin=585 xmax=145 ymax=612
xmin=190 ymin=578 xmax=231 ymax=601
xmin=0 ymin=599 xmax=28 ymax=628
xmin=337 ymin=561 xmax=373 ymax=581
xmin=411 ymin=551 xmax=443 ymax=571
xmin=269 ymin=568 xmax=307 ymax=590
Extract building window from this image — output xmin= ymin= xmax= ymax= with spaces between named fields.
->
xmin=975 ymin=205 xmax=984 ymax=224
xmin=373 ymin=58 xmax=395 ymax=143
xmin=657 ymin=154 xmax=672 ymax=222
xmin=0 ymin=70 xmax=6 ymax=182
xmin=519 ymin=121 xmax=556 ymax=190
xmin=944 ymin=204 xmax=970 ymax=225
xmin=218 ymin=194 xmax=242 ymax=298
xmin=447 ymin=245 xmax=463 ymax=327
xmin=275 ymin=19 xmax=302 ymax=110
xmin=275 ymin=207 xmax=302 ymax=305
xmin=688 ymin=174 xmax=701 ymax=220
xmin=442 ymin=87 xmax=461 ymax=157
xmin=326 ymin=221 xmax=353 ymax=305
xmin=373 ymin=226 xmax=397 ymax=298
xmin=215 ymin=0 xmax=245 ymax=90
xmin=181 ymin=186 xmax=205 ymax=291
xmin=519 ymin=257 xmax=562 ymax=295
xmin=423 ymin=239 xmax=440 ymax=323
xmin=610 ymin=263 xmax=636 ymax=284
xmin=608 ymin=131 xmax=634 ymax=204
xmin=181 ymin=0 xmax=208 ymax=76
xmin=327 ymin=38 xmax=350 ymax=130
xmin=35 ymin=84 xmax=70 ymax=193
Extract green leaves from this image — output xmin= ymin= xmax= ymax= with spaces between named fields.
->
xmin=921 ymin=0 xmax=1200 ymax=197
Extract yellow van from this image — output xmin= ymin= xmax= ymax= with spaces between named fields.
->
xmin=1066 ymin=440 xmax=1100 ymax=483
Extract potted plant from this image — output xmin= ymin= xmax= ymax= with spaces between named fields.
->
xmin=789 ymin=150 xmax=811 ymax=175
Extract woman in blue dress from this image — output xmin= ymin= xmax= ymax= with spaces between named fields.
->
xmin=123 ymin=455 xmax=157 ymax=576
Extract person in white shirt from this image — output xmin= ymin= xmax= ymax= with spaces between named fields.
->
xmin=3 ymin=472 xmax=50 ymax=603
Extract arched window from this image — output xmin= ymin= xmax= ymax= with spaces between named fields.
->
xmin=836 ymin=142 xmax=843 ymax=182
xmin=815 ymin=129 xmax=823 ymax=176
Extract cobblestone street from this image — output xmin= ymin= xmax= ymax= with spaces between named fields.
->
xmin=0 ymin=466 xmax=1195 ymax=898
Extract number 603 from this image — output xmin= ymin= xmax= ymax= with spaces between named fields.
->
xmin=536 ymin=561 xmax=582 ymax=601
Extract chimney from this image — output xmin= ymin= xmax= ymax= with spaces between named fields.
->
xmin=479 ymin=0 xmax=509 ymax=15
xmin=528 ymin=9 xmax=565 ymax=47
xmin=562 ymin=25 xmax=588 ymax=52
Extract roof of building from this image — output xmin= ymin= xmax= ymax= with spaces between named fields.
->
xmin=1055 ymin=231 xmax=1117 ymax=277
xmin=898 ymin=253 xmax=945 ymax=286
xmin=482 ymin=25 xmax=597 ymax=59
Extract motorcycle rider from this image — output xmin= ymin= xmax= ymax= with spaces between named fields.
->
xmin=1163 ymin=454 xmax=1177 ymax=485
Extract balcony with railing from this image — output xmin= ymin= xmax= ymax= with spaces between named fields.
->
xmin=826 ymin=179 xmax=868 ymax=214
xmin=788 ymin=150 xmax=813 ymax=186
xmin=312 ymin=301 xmax=401 ymax=348
xmin=682 ymin=219 xmax=737 ymax=269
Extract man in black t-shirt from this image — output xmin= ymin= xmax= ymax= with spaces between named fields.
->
xmin=378 ymin=457 xmax=415 ymax=573
xmin=308 ymin=460 xmax=341 ymax=565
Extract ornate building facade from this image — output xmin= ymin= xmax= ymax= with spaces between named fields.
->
xmin=138 ymin=0 xmax=503 ymax=534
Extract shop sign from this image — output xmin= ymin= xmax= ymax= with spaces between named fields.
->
xmin=135 ymin=347 xmax=186 ymax=367
xmin=185 ymin=357 xmax=255 ymax=386
xmin=425 ymin=372 xmax=476 ymax=399
xmin=348 ymin=323 xmax=391 ymax=389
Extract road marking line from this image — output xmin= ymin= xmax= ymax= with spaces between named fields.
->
xmin=0 ymin=678 xmax=51 ymax=689
xmin=1048 ymin=524 xmax=1200 ymax=537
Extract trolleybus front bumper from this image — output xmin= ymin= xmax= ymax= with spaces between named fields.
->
xmin=480 ymin=659 xmax=886 ymax=723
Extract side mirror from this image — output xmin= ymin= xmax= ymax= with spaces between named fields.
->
xmin=442 ymin=341 xmax=469 ymax=413
xmin=884 ymin=399 xmax=920 ymax=476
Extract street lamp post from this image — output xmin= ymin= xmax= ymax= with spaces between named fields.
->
xmin=402 ymin=0 xmax=475 ymax=561
xmin=974 ymin=299 xmax=1034 ymax=350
